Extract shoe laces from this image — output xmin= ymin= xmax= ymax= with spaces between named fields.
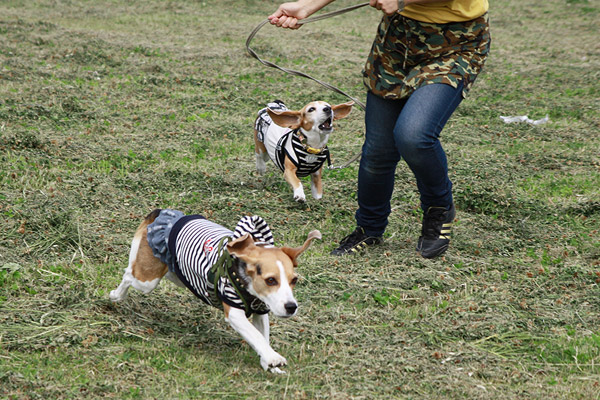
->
xmin=421 ymin=208 xmax=449 ymax=239
xmin=337 ymin=227 xmax=367 ymax=250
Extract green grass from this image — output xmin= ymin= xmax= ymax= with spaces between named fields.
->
xmin=1 ymin=0 xmax=599 ymax=398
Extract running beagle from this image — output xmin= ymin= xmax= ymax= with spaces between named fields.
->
xmin=254 ymin=100 xmax=354 ymax=202
xmin=109 ymin=209 xmax=321 ymax=373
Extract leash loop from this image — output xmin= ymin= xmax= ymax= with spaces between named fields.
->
xmin=246 ymin=3 xmax=369 ymax=110
xmin=246 ymin=2 xmax=371 ymax=169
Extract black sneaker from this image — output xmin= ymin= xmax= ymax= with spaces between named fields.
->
xmin=416 ymin=204 xmax=456 ymax=259
xmin=331 ymin=226 xmax=383 ymax=256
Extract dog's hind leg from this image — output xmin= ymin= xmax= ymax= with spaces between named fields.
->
xmin=110 ymin=215 xmax=168 ymax=302
xmin=109 ymin=268 xmax=134 ymax=302
xmin=254 ymin=128 xmax=270 ymax=175
xmin=255 ymin=151 xmax=270 ymax=176
xmin=110 ymin=232 xmax=141 ymax=302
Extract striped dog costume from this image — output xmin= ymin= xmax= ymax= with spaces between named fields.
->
xmin=146 ymin=209 xmax=274 ymax=316
xmin=255 ymin=100 xmax=331 ymax=177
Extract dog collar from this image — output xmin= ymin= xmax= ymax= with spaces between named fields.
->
xmin=305 ymin=145 xmax=326 ymax=155
xmin=210 ymin=237 xmax=269 ymax=317
xmin=295 ymin=130 xmax=327 ymax=155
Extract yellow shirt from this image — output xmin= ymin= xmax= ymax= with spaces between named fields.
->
xmin=402 ymin=0 xmax=489 ymax=23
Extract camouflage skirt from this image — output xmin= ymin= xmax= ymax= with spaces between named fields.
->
xmin=363 ymin=13 xmax=490 ymax=99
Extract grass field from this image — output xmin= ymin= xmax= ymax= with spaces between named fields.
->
xmin=1 ymin=0 xmax=599 ymax=398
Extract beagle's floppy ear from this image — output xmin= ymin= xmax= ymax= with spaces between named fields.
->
xmin=332 ymin=101 xmax=354 ymax=120
xmin=267 ymin=108 xmax=303 ymax=129
xmin=227 ymin=234 xmax=258 ymax=263
xmin=281 ymin=230 xmax=322 ymax=267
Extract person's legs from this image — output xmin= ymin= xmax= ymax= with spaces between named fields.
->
xmin=393 ymin=81 xmax=464 ymax=211
xmin=333 ymin=82 xmax=465 ymax=257
xmin=354 ymin=91 xmax=405 ymax=236
xmin=393 ymin=82 xmax=465 ymax=258
xmin=331 ymin=91 xmax=403 ymax=255
xmin=356 ymin=82 xmax=464 ymax=232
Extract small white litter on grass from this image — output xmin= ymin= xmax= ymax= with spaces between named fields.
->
xmin=499 ymin=114 xmax=549 ymax=125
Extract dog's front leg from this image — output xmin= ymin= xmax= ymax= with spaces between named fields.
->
xmin=225 ymin=306 xmax=286 ymax=373
xmin=252 ymin=313 xmax=270 ymax=342
xmin=284 ymin=157 xmax=305 ymax=202
xmin=310 ymin=168 xmax=323 ymax=200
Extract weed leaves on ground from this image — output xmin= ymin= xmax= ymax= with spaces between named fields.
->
xmin=1 ymin=0 xmax=599 ymax=398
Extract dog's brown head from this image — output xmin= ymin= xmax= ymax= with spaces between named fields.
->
xmin=267 ymin=101 xmax=354 ymax=148
xmin=226 ymin=230 xmax=321 ymax=317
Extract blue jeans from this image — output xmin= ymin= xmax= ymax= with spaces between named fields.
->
xmin=356 ymin=82 xmax=465 ymax=237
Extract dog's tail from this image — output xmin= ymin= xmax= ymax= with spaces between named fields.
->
xmin=145 ymin=209 xmax=162 ymax=224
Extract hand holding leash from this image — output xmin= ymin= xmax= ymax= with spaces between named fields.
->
xmin=268 ymin=0 xmax=338 ymax=29
xmin=268 ymin=2 xmax=308 ymax=29
xmin=369 ymin=0 xmax=401 ymax=15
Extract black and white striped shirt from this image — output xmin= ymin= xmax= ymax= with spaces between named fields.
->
xmin=274 ymin=131 xmax=330 ymax=177
xmin=255 ymin=101 xmax=330 ymax=177
xmin=147 ymin=210 xmax=273 ymax=313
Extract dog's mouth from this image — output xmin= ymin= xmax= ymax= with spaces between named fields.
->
xmin=318 ymin=117 xmax=333 ymax=132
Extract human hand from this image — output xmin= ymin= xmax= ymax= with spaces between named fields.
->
xmin=268 ymin=2 xmax=309 ymax=29
xmin=369 ymin=0 xmax=399 ymax=15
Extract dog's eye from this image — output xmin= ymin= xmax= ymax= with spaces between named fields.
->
xmin=265 ymin=277 xmax=278 ymax=286
xmin=290 ymin=277 xmax=298 ymax=286
xmin=307 ymin=107 xmax=315 ymax=113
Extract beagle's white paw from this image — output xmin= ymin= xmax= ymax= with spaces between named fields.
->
xmin=311 ymin=187 xmax=322 ymax=200
xmin=261 ymin=352 xmax=287 ymax=373
xmin=109 ymin=289 xmax=126 ymax=302
xmin=293 ymin=187 xmax=306 ymax=202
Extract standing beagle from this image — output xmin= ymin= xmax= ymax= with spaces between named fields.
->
xmin=254 ymin=100 xmax=354 ymax=202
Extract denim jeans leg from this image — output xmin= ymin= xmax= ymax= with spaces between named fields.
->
xmin=355 ymin=82 xmax=464 ymax=235
xmin=394 ymin=82 xmax=465 ymax=211
xmin=355 ymin=92 xmax=405 ymax=237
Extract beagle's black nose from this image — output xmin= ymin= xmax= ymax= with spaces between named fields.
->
xmin=323 ymin=106 xmax=331 ymax=114
xmin=284 ymin=302 xmax=297 ymax=314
